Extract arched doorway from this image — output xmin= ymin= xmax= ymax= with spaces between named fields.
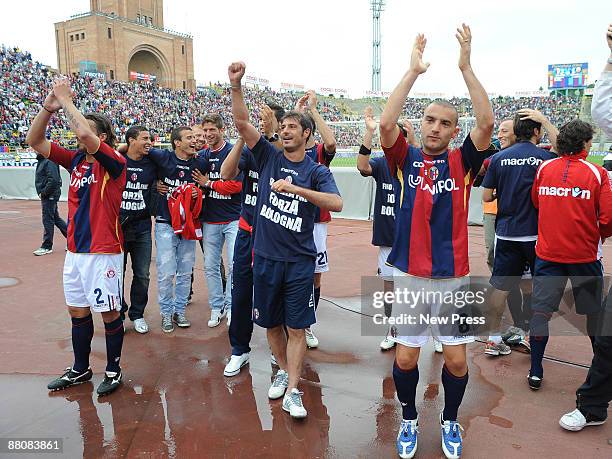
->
xmin=127 ymin=46 xmax=170 ymax=86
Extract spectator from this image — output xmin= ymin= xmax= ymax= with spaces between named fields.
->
xmin=33 ymin=152 xmax=67 ymax=255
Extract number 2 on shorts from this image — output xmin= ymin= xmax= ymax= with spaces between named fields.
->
xmin=93 ymin=288 xmax=104 ymax=305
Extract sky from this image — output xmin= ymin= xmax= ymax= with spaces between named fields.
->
xmin=1 ymin=0 xmax=610 ymax=97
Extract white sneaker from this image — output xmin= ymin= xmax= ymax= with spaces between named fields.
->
xmin=559 ymin=408 xmax=606 ymax=431
xmin=223 ymin=353 xmax=249 ymax=377
xmin=380 ymin=336 xmax=396 ymax=350
xmin=282 ymin=388 xmax=307 ymax=418
xmin=268 ymin=369 xmax=289 ymax=399
xmin=133 ymin=318 xmax=149 ymax=334
xmin=270 ymin=353 xmax=278 ymax=366
xmin=433 ymin=339 xmax=443 ymax=353
xmin=207 ymin=308 xmax=227 ymax=328
xmin=33 ymin=247 xmax=52 ymax=256
xmin=305 ymin=328 xmax=319 ymax=348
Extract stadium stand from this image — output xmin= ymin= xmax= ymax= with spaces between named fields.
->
xmin=1 ymin=44 xmax=585 ymax=150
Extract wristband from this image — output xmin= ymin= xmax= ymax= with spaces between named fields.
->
xmin=359 ymin=145 xmax=372 ymax=156
xmin=43 ymin=105 xmax=55 ymax=114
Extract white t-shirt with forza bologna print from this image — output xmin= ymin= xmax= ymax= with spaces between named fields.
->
xmin=250 ymin=137 xmax=340 ymax=262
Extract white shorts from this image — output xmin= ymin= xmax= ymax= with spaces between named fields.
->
xmin=314 ymin=223 xmax=329 ymax=273
xmin=63 ymin=252 xmax=124 ymax=313
xmin=378 ymin=246 xmax=393 ymax=281
xmin=389 ymin=268 xmax=475 ymax=347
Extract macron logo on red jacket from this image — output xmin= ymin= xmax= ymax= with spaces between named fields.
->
xmin=169 ymin=184 xmax=203 ymax=240
xmin=532 ymin=150 xmax=612 ymax=263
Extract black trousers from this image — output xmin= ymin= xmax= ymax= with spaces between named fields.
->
xmin=121 ymin=224 xmax=152 ymax=320
xmin=576 ymin=295 xmax=612 ymax=421
xmin=41 ymin=198 xmax=67 ymax=249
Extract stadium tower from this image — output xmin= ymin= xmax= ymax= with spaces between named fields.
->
xmin=371 ymin=0 xmax=385 ymax=92
xmin=54 ymin=0 xmax=194 ymax=90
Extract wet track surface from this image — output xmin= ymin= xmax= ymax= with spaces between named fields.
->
xmin=1 ymin=200 xmax=610 ymax=458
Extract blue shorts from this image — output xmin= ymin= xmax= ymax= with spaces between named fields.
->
xmin=252 ymin=254 xmax=316 ymax=329
xmin=531 ymin=257 xmax=603 ymax=315
xmin=490 ymin=239 xmax=536 ymax=291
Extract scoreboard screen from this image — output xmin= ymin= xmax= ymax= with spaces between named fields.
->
xmin=548 ymin=63 xmax=588 ymax=89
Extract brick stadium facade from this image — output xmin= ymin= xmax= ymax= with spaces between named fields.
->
xmin=54 ymin=0 xmax=195 ymax=91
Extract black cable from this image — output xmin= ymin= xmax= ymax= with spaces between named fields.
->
xmin=320 ymin=297 xmax=592 ymax=370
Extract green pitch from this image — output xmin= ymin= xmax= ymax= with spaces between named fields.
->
xmin=331 ymin=154 xmax=605 ymax=168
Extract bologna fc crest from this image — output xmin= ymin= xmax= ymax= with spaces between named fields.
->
xmin=253 ymin=308 xmax=259 ymax=320
xmin=285 ymin=176 xmax=293 ymax=184
xmin=211 ymin=164 xmax=215 ymax=171
xmin=428 ymin=166 xmax=439 ymax=181
xmin=105 ymin=267 xmax=116 ymax=279
xmin=131 ymin=173 xmax=138 ymax=181
xmin=179 ymin=170 xmax=185 ymax=178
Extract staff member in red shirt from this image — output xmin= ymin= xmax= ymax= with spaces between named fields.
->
xmin=530 ymin=119 xmax=612 ymax=395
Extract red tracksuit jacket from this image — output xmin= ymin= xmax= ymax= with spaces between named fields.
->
xmin=169 ymin=184 xmax=203 ymax=240
xmin=531 ymin=150 xmax=612 ymax=263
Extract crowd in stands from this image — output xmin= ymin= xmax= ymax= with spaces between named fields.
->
xmin=1 ymin=45 xmax=584 ymax=149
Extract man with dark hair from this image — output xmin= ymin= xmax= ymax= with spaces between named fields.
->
xmin=481 ymin=109 xmax=558 ymax=357
xmin=220 ymin=104 xmax=283 ymax=377
xmin=118 ymin=125 xmax=167 ymax=334
xmin=530 ymin=118 xmax=612 ymax=396
xmin=379 ymin=25 xmax=494 ymax=459
xmin=33 ymin=151 xmax=67 ymax=256
xmin=560 ymin=24 xmax=612 ymax=431
xmin=230 ymin=61 xmax=342 ymax=418
xmin=26 ymin=77 xmax=127 ymax=396
xmin=153 ymin=126 xmax=205 ymax=333
xmin=295 ymin=90 xmax=337 ymax=349
xmin=195 ymin=113 xmax=243 ymax=328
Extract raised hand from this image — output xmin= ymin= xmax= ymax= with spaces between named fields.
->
xmin=43 ymin=89 xmax=61 ymax=113
xmin=306 ymin=90 xmax=318 ymax=111
xmin=518 ymin=108 xmax=547 ymax=124
xmin=401 ymin=119 xmax=415 ymax=136
xmin=410 ymin=34 xmax=430 ymax=75
xmin=295 ymin=94 xmax=309 ymax=113
xmin=228 ymin=62 xmax=246 ymax=86
xmin=260 ymin=105 xmax=278 ymax=136
xmin=364 ymin=106 xmax=377 ymax=132
xmin=52 ymin=77 xmax=73 ymax=103
xmin=456 ymin=23 xmax=472 ymax=71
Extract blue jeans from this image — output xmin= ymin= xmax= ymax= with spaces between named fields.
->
xmin=155 ymin=222 xmax=196 ymax=317
xmin=122 ymin=221 xmax=152 ymax=320
xmin=202 ymin=220 xmax=238 ymax=311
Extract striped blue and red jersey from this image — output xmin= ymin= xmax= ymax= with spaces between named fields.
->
xmin=49 ymin=141 xmax=126 ymax=254
xmin=383 ymin=132 xmax=486 ymax=278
